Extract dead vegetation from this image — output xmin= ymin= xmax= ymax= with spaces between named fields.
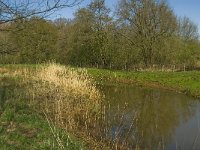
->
xmin=14 ymin=63 xmax=106 ymax=149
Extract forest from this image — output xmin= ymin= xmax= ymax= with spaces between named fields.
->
xmin=0 ymin=0 xmax=199 ymax=71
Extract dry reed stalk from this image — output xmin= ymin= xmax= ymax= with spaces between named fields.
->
xmin=43 ymin=111 xmax=65 ymax=149
xmin=20 ymin=63 xmax=105 ymax=148
xmin=4 ymin=63 xmax=139 ymax=149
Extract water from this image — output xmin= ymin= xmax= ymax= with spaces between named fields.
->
xmin=1 ymin=78 xmax=200 ymax=149
xmin=100 ymin=83 xmax=200 ymax=150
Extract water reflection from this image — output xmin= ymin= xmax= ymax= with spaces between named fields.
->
xmin=101 ymin=84 xmax=200 ymax=150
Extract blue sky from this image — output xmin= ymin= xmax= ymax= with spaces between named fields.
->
xmin=168 ymin=0 xmax=200 ymax=31
xmin=52 ymin=0 xmax=200 ymax=32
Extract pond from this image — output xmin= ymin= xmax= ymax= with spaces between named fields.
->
xmin=100 ymin=83 xmax=200 ymax=150
xmin=1 ymin=77 xmax=200 ymax=150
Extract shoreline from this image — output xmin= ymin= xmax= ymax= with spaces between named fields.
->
xmin=87 ymin=68 xmax=200 ymax=99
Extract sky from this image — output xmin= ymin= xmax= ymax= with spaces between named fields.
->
xmin=52 ymin=0 xmax=200 ymax=32
xmin=168 ymin=0 xmax=200 ymax=32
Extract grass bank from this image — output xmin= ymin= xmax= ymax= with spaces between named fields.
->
xmin=0 ymin=64 xmax=106 ymax=150
xmin=87 ymin=68 xmax=200 ymax=99
xmin=0 ymin=76 xmax=85 ymax=150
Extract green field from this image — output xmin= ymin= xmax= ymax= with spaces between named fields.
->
xmin=87 ymin=68 xmax=200 ymax=99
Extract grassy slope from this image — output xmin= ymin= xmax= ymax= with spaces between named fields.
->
xmin=0 ymin=76 xmax=85 ymax=150
xmin=87 ymin=68 xmax=200 ymax=98
xmin=0 ymin=64 xmax=112 ymax=150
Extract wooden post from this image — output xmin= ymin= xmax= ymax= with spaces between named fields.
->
xmin=184 ymin=64 xmax=186 ymax=72
xmin=162 ymin=65 xmax=164 ymax=72
xmin=173 ymin=65 xmax=175 ymax=72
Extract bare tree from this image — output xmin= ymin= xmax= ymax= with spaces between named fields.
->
xmin=0 ymin=0 xmax=83 ymax=55
xmin=178 ymin=16 xmax=199 ymax=41
xmin=0 ymin=0 xmax=82 ymax=24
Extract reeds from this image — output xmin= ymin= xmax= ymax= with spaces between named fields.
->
xmin=26 ymin=63 xmax=102 ymax=127
xmin=1 ymin=63 xmax=141 ymax=149
xmin=16 ymin=63 xmax=105 ymax=149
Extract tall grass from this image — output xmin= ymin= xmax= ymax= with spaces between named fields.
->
xmin=25 ymin=64 xmax=99 ymax=119
xmin=19 ymin=63 xmax=105 ymax=148
xmin=1 ymin=63 xmax=139 ymax=149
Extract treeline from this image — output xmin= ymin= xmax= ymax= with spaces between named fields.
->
xmin=0 ymin=0 xmax=200 ymax=70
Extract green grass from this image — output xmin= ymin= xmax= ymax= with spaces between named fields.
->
xmin=0 ymin=106 xmax=85 ymax=150
xmin=87 ymin=68 xmax=200 ymax=98
xmin=0 ymin=76 xmax=85 ymax=150
xmin=0 ymin=64 xmax=40 ymax=67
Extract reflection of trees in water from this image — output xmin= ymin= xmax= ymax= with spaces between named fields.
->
xmin=102 ymin=84 xmax=198 ymax=149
